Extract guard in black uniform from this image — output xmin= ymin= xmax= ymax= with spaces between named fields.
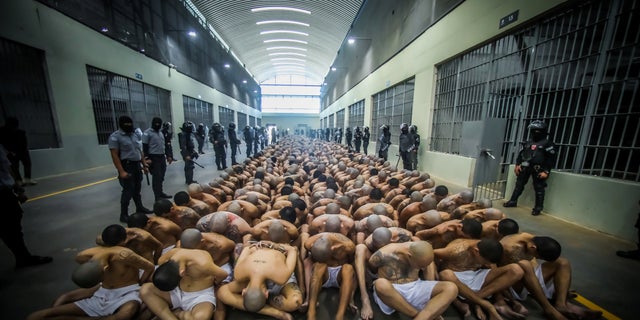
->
xmin=363 ymin=126 xmax=370 ymax=155
xmin=353 ymin=127 xmax=363 ymax=153
xmin=243 ymin=125 xmax=253 ymax=158
xmin=409 ymin=125 xmax=420 ymax=170
xmin=399 ymin=123 xmax=412 ymax=170
xmin=377 ymin=125 xmax=391 ymax=160
xmin=210 ymin=123 xmax=227 ymax=170
xmin=228 ymin=122 xmax=242 ymax=165
xmin=504 ymin=120 xmax=557 ymax=215
xmin=345 ymin=127 xmax=353 ymax=150
xmin=195 ymin=123 xmax=206 ymax=154
xmin=178 ymin=121 xmax=198 ymax=184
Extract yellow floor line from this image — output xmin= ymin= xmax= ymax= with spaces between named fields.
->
xmin=574 ymin=293 xmax=620 ymax=320
xmin=26 ymin=177 xmax=117 ymax=202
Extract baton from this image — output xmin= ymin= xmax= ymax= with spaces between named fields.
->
xmin=145 ymin=172 xmax=150 ymax=185
xmin=192 ymin=160 xmax=205 ymax=168
xmin=395 ymin=154 xmax=401 ymax=170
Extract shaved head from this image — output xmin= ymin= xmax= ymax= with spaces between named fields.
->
xmin=246 ymin=193 xmax=259 ymax=205
xmin=484 ymin=208 xmax=503 ymax=221
xmin=72 ymin=260 xmax=103 ymax=288
xmin=373 ymin=204 xmax=387 ymax=216
xmin=310 ymin=237 xmax=332 ymax=263
xmin=325 ymin=215 xmax=342 ymax=233
xmin=227 ymin=201 xmax=242 ymax=215
xmin=180 ymin=228 xmax=202 ymax=249
xmin=460 ymin=190 xmax=474 ymax=203
xmin=268 ymin=220 xmax=287 ymax=243
xmin=325 ymin=203 xmax=341 ymax=215
xmin=409 ymin=241 xmax=434 ymax=264
xmin=423 ymin=210 xmax=443 ymax=228
xmin=410 ymin=191 xmax=424 ymax=202
xmin=421 ymin=195 xmax=438 ymax=211
xmin=371 ymin=227 xmax=392 ymax=250
xmin=187 ymin=183 xmax=202 ymax=196
xmin=366 ymin=214 xmax=383 ymax=231
xmin=210 ymin=213 xmax=229 ymax=234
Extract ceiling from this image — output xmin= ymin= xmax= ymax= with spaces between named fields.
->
xmin=190 ymin=0 xmax=364 ymax=85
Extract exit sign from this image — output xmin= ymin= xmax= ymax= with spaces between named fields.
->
xmin=499 ymin=10 xmax=519 ymax=29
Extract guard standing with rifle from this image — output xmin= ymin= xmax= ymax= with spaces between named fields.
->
xmin=228 ymin=122 xmax=242 ymax=165
xmin=353 ymin=127 xmax=363 ymax=153
xmin=409 ymin=125 xmax=420 ymax=170
xmin=142 ymin=117 xmax=173 ymax=200
xmin=363 ymin=126 xmax=371 ymax=155
xmin=503 ymin=120 xmax=557 ymax=216
xmin=210 ymin=123 xmax=227 ymax=170
xmin=377 ymin=124 xmax=391 ymax=160
xmin=178 ymin=121 xmax=198 ymax=185
xmin=243 ymin=125 xmax=253 ymax=158
xmin=345 ymin=127 xmax=353 ymax=151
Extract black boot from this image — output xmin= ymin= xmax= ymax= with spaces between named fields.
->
xmin=503 ymin=200 xmax=517 ymax=207
xmin=532 ymin=191 xmax=544 ymax=216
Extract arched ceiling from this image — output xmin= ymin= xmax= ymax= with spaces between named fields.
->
xmin=190 ymin=0 xmax=364 ymax=85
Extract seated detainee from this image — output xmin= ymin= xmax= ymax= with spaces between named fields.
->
xmin=98 ymin=224 xmax=163 ymax=265
xmin=128 ymin=212 xmax=182 ymax=255
xmin=354 ymin=213 xmax=397 ymax=244
xmin=436 ymin=189 xmax=475 ymax=213
xmin=218 ymin=199 xmax=261 ymax=226
xmin=304 ymin=232 xmax=357 ymax=320
xmin=462 ymin=208 xmax=506 ymax=222
xmin=419 ymin=185 xmax=449 ymax=204
xmin=310 ymin=202 xmax=351 ymax=219
xmin=369 ymin=241 xmax=458 ymax=320
xmin=435 ymin=238 xmax=524 ymax=320
xmin=174 ymin=191 xmax=212 ymax=217
xmin=27 ymin=225 xmax=154 ymax=320
xmin=140 ymin=247 xmax=228 ymax=320
xmin=481 ymin=218 xmax=520 ymax=240
xmin=196 ymin=211 xmax=252 ymax=244
xmin=187 ymin=183 xmax=221 ymax=212
xmin=406 ymin=209 xmax=446 ymax=234
xmin=353 ymin=202 xmax=396 ymax=221
xmin=251 ymin=219 xmax=299 ymax=244
xmin=415 ymin=219 xmax=483 ymax=249
xmin=351 ymin=187 xmax=384 ymax=215
xmin=307 ymin=213 xmax=355 ymax=237
xmin=387 ymin=188 xmax=412 ymax=212
xmin=179 ymin=228 xmax=236 ymax=284
xmin=451 ymin=198 xmax=493 ymax=219
xmin=217 ymin=241 xmax=302 ymax=319
xmin=500 ymin=232 xmax=602 ymax=320
xmin=399 ymin=193 xmax=439 ymax=229
xmin=154 ymin=199 xmax=200 ymax=230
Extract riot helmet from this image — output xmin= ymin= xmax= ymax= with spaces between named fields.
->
xmin=181 ymin=121 xmax=195 ymax=133
xmin=364 ymin=126 xmax=369 ymax=132
xmin=380 ymin=124 xmax=389 ymax=132
xmin=528 ymin=120 xmax=547 ymax=141
xmin=400 ymin=123 xmax=409 ymax=133
xmin=229 ymin=122 xmax=236 ymax=129
xmin=355 ymin=126 xmax=361 ymax=132
xmin=409 ymin=125 xmax=418 ymax=134
xmin=212 ymin=123 xmax=222 ymax=133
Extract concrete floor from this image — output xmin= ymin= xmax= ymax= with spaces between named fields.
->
xmin=0 ymin=147 xmax=638 ymax=320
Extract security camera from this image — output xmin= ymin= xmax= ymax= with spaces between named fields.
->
xmin=168 ymin=63 xmax=176 ymax=69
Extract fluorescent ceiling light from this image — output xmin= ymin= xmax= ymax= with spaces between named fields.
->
xmin=264 ymin=39 xmax=308 ymax=44
xmin=224 ymin=64 xmax=231 ymax=68
xmin=251 ymin=7 xmax=311 ymax=14
xmin=242 ymin=80 xmax=247 ymax=83
xmin=257 ymin=20 xmax=309 ymax=27
xmin=268 ymin=52 xmax=306 ymax=57
xmin=188 ymin=31 xmax=197 ymax=37
xmin=272 ymin=62 xmax=306 ymax=66
xmin=271 ymin=58 xmax=306 ymax=62
xmin=260 ymin=30 xmax=308 ymax=36
xmin=331 ymin=67 xmax=337 ymax=71
xmin=266 ymin=46 xmax=307 ymax=51
xmin=348 ymin=38 xmax=355 ymax=44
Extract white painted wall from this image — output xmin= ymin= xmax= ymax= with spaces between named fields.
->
xmin=0 ymin=0 xmax=260 ymax=177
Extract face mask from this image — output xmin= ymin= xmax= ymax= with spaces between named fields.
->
xmin=152 ymin=122 xmax=162 ymax=130
xmin=120 ymin=123 xmax=134 ymax=133
xmin=531 ymin=130 xmax=546 ymax=141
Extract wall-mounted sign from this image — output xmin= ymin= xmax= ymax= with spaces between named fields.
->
xmin=135 ymin=73 xmax=143 ymax=80
xmin=499 ymin=10 xmax=519 ymax=29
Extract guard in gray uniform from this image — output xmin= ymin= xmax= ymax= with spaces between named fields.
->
xmin=109 ymin=115 xmax=152 ymax=223
xmin=409 ymin=125 xmax=420 ymax=170
xmin=399 ymin=123 xmax=412 ymax=170
xmin=504 ymin=120 xmax=557 ymax=215
xmin=142 ymin=117 xmax=173 ymax=200
xmin=377 ymin=124 xmax=391 ymax=160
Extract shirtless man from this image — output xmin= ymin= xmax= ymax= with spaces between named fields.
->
xmin=435 ymin=238 xmax=524 ymax=320
xmin=481 ymin=218 xmax=519 ymax=240
xmin=196 ymin=211 xmax=252 ymax=244
xmin=218 ymin=199 xmax=261 ymax=226
xmin=436 ymin=189 xmax=474 ymax=213
xmin=217 ymin=241 xmax=301 ymax=320
xmin=28 ymin=225 xmax=154 ymax=320
xmin=187 ymin=183 xmax=221 ymax=212
xmin=251 ymin=219 xmax=299 ymax=244
xmin=406 ymin=209 xmax=445 ymax=234
xmin=415 ymin=219 xmax=482 ymax=249
xmin=370 ymin=241 xmax=458 ymax=320
xmin=304 ymin=232 xmax=356 ymax=320
xmin=154 ymin=199 xmax=201 ymax=230
xmin=102 ymin=224 xmax=163 ymax=265
xmin=179 ymin=229 xmax=236 ymax=284
xmin=140 ymin=247 xmax=229 ymax=320
xmin=354 ymin=214 xmax=397 ymax=244
xmin=462 ymin=208 xmax=506 ymax=222
xmin=174 ymin=191 xmax=212 ymax=217
xmin=353 ymin=202 xmax=396 ymax=221
xmin=127 ymin=212 xmax=182 ymax=255
xmin=500 ymin=232 xmax=601 ymax=320
xmin=399 ymin=193 xmax=439 ymax=229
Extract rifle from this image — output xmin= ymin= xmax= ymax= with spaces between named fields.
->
xmin=395 ymin=153 xmax=401 ymax=170
xmin=141 ymin=162 xmax=150 ymax=185
xmin=192 ymin=160 xmax=205 ymax=168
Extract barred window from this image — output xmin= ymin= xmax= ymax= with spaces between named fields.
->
xmin=182 ymin=96 xmax=213 ymax=127
xmin=257 ymin=117 xmax=262 ymax=127
xmin=249 ymin=115 xmax=256 ymax=127
xmin=218 ymin=106 xmax=234 ymax=129
xmin=336 ymin=109 xmax=345 ymax=130
xmin=0 ymin=37 xmax=59 ymax=149
xmin=328 ymin=114 xmax=335 ymax=128
xmin=348 ymin=100 xmax=365 ymax=129
xmin=431 ymin=0 xmax=639 ymax=182
xmin=237 ymin=112 xmax=247 ymax=130
xmin=371 ymin=78 xmax=415 ymax=144
xmin=87 ymin=66 xmax=171 ymax=144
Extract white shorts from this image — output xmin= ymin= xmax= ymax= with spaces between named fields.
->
xmin=453 ymin=269 xmax=491 ymax=292
xmin=373 ymin=279 xmax=438 ymax=315
xmin=74 ymin=284 xmax=141 ymax=317
xmin=267 ymin=273 xmax=297 ymax=296
xmin=170 ymin=286 xmax=216 ymax=311
xmin=220 ymin=262 xmax=233 ymax=284
xmin=510 ymin=261 xmax=555 ymax=300
xmin=322 ymin=266 xmax=342 ymax=288
xmin=162 ymin=244 xmax=176 ymax=255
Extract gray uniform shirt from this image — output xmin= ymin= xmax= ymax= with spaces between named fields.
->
xmin=108 ymin=130 xmax=142 ymax=161
xmin=142 ymin=128 xmax=165 ymax=155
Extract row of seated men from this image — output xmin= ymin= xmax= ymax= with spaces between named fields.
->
xmin=27 ymin=136 xmax=602 ymax=320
